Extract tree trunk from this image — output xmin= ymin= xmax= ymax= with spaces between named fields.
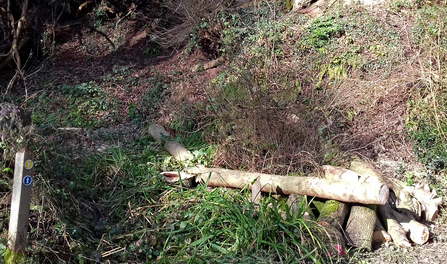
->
xmin=184 ymin=167 xmax=389 ymax=204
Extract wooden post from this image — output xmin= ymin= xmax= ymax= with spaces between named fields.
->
xmin=7 ymin=148 xmax=34 ymax=255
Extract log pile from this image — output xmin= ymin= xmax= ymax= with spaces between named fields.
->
xmin=323 ymin=158 xmax=441 ymax=249
xmin=150 ymin=124 xmax=442 ymax=253
xmin=164 ymin=164 xmax=440 ymax=252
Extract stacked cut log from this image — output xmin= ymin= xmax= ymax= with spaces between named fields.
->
xmin=323 ymin=157 xmax=442 ymax=248
xmin=315 ymin=199 xmax=350 ymax=255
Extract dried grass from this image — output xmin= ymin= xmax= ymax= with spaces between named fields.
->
xmin=154 ymin=0 xmax=234 ymax=49
xmin=331 ymin=78 xmax=413 ymax=158
xmin=164 ymin=2 xmax=423 ymax=176
xmin=212 ymin=105 xmax=323 ymax=175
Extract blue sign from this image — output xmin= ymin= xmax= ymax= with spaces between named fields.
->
xmin=23 ymin=175 xmax=32 ymax=186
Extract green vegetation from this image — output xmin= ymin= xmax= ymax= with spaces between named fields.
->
xmin=0 ymin=126 xmax=334 ymax=263
xmin=2 ymin=0 xmax=447 ymax=263
xmin=155 ymin=186 xmax=329 ymax=263
xmin=303 ymin=14 xmax=344 ymax=49
xmin=406 ymin=6 xmax=447 ymax=174
xmin=31 ymin=81 xmax=117 ymax=128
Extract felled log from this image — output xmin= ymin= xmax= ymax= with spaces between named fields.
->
xmin=348 ymin=160 xmax=431 ymax=246
xmin=345 ymin=205 xmax=376 ymax=251
xmin=383 ymin=203 xmax=429 ymax=245
xmin=317 ymin=200 xmax=350 ymax=230
xmin=149 ymin=124 xmax=193 ymax=162
xmin=184 ymin=167 xmax=389 ymax=204
xmin=386 ymin=217 xmax=411 ymax=248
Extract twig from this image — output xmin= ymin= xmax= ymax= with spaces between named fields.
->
xmin=101 ymin=246 xmax=126 ymax=258
xmin=97 ymin=233 xmax=105 ymax=251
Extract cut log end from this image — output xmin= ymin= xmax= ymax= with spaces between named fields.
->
xmin=402 ymin=220 xmax=430 ymax=245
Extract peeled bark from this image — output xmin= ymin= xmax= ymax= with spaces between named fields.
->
xmin=149 ymin=124 xmax=193 ymax=162
xmin=345 ymin=205 xmax=376 ymax=251
xmin=185 ymin=167 xmax=389 ymax=204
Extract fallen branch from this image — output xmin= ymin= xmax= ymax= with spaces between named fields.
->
xmin=184 ymin=167 xmax=389 ymax=204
